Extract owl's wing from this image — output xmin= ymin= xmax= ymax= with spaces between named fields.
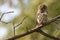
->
xmin=37 ymin=13 xmax=43 ymax=24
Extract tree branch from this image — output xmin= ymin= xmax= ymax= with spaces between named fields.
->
xmin=0 ymin=11 xmax=14 ymax=24
xmin=7 ymin=15 xmax=60 ymax=40
xmin=12 ymin=16 xmax=27 ymax=38
xmin=13 ymin=16 xmax=27 ymax=28
xmin=3 ymin=11 xmax=14 ymax=14
xmin=37 ymin=29 xmax=60 ymax=40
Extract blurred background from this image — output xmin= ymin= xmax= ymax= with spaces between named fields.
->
xmin=0 ymin=0 xmax=60 ymax=40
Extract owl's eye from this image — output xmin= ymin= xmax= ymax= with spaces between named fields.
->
xmin=40 ymin=7 xmax=44 ymax=10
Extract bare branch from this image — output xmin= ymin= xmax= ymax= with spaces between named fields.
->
xmin=6 ymin=15 xmax=60 ymax=40
xmin=37 ymin=29 xmax=60 ymax=40
xmin=14 ymin=16 xmax=27 ymax=28
xmin=0 ymin=21 xmax=10 ymax=24
xmin=0 ymin=13 xmax=4 ymax=21
xmin=0 ymin=11 xmax=14 ymax=24
xmin=3 ymin=11 xmax=14 ymax=14
xmin=12 ymin=16 xmax=27 ymax=38
xmin=57 ymin=19 xmax=60 ymax=21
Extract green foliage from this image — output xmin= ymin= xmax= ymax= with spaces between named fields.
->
xmin=5 ymin=0 xmax=60 ymax=40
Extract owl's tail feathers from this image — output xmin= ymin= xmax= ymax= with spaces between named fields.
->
xmin=36 ymin=24 xmax=42 ymax=28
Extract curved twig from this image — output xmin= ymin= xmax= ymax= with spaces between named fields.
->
xmin=0 ymin=11 xmax=14 ymax=24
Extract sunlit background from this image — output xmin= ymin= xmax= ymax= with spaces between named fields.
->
xmin=0 ymin=0 xmax=29 ymax=39
xmin=0 ymin=27 xmax=8 ymax=38
xmin=0 ymin=0 xmax=20 ymax=22
xmin=0 ymin=0 xmax=20 ymax=39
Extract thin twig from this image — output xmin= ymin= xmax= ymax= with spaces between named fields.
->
xmin=7 ymin=15 xmax=60 ymax=40
xmin=14 ymin=16 xmax=27 ymax=28
xmin=12 ymin=21 xmax=15 ymax=40
xmin=0 ymin=11 xmax=14 ymax=24
xmin=12 ymin=16 xmax=27 ymax=40
xmin=3 ymin=11 xmax=14 ymax=14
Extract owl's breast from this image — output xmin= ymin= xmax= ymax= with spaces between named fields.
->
xmin=37 ymin=13 xmax=43 ymax=24
xmin=37 ymin=12 xmax=48 ymax=24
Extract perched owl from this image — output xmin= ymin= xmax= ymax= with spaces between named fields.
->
xmin=36 ymin=4 xmax=48 ymax=26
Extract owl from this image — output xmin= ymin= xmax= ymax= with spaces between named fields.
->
xmin=36 ymin=4 xmax=48 ymax=26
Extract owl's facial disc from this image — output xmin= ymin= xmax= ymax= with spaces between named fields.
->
xmin=39 ymin=4 xmax=47 ymax=13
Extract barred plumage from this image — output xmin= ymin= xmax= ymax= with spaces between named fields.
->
xmin=36 ymin=4 xmax=48 ymax=26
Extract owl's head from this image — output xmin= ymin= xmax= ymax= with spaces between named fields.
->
xmin=38 ymin=4 xmax=47 ymax=13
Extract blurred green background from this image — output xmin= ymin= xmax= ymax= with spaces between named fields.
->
xmin=0 ymin=0 xmax=60 ymax=40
